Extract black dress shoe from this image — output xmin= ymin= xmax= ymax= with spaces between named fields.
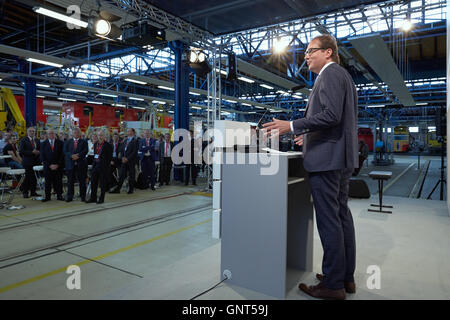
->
xmin=109 ymin=188 xmax=120 ymax=194
xmin=23 ymin=193 xmax=29 ymax=199
xmin=151 ymin=186 xmax=155 ymax=190
xmin=127 ymin=190 xmax=133 ymax=194
xmin=41 ymin=198 xmax=51 ymax=202
xmin=57 ymin=196 xmax=64 ymax=201
xmin=30 ymin=192 xmax=41 ymax=197
xmin=96 ymin=199 xmax=104 ymax=204
xmin=85 ymin=198 xmax=96 ymax=203
xmin=66 ymin=198 xmax=73 ymax=202
xmin=80 ymin=198 xmax=86 ymax=202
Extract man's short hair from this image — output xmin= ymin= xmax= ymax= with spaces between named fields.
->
xmin=312 ymin=34 xmax=340 ymax=64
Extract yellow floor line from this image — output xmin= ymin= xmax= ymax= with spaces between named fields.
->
xmin=191 ymin=192 xmax=212 ymax=197
xmin=0 ymin=218 xmax=211 ymax=294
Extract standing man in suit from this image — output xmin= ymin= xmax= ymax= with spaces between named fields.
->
xmin=184 ymin=130 xmax=198 ymax=186
xmin=111 ymin=128 xmax=138 ymax=194
xmin=64 ymin=127 xmax=88 ymax=202
xmin=19 ymin=127 xmax=41 ymax=198
xmin=40 ymin=129 xmax=64 ymax=201
xmin=159 ymin=133 xmax=173 ymax=186
xmin=263 ymin=34 xmax=358 ymax=300
xmin=87 ymin=130 xmax=112 ymax=204
xmin=139 ymin=129 xmax=157 ymax=190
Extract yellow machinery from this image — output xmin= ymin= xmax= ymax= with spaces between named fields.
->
xmin=393 ymin=125 xmax=409 ymax=152
xmin=0 ymin=87 xmax=26 ymax=137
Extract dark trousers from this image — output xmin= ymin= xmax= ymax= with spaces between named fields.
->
xmin=141 ymin=156 xmax=155 ymax=188
xmin=184 ymin=164 xmax=197 ymax=185
xmin=44 ymin=169 xmax=62 ymax=199
xmin=66 ymin=164 xmax=87 ymax=200
xmin=22 ymin=165 xmax=37 ymax=194
xmin=117 ymin=161 xmax=136 ymax=191
xmin=308 ymin=168 xmax=356 ymax=290
xmin=90 ymin=167 xmax=108 ymax=201
xmin=109 ymin=158 xmax=120 ymax=188
xmin=160 ymin=157 xmax=172 ymax=184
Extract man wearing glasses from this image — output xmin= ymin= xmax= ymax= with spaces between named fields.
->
xmin=263 ymin=35 xmax=358 ymax=300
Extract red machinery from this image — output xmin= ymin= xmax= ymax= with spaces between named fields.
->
xmin=358 ymin=127 xmax=374 ymax=152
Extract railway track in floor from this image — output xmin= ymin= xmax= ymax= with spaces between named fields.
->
xmin=0 ymin=193 xmax=212 ymax=268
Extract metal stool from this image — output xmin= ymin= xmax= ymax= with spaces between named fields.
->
xmin=3 ymin=168 xmax=26 ymax=210
xmin=33 ymin=165 xmax=45 ymax=201
xmin=0 ymin=167 xmax=12 ymax=203
xmin=368 ymin=171 xmax=393 ymax=214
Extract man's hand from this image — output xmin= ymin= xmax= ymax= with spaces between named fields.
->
xmin=32 ymin=149 xmax=40 ymax=155
xmin=72 ymin=154 xmax=79 ymax=161
xmin=122 ymin=157 xmax=128 ymax=163
xmin=294 ymin=135 xmax=304 ymax=147
xmin=50 ymin=164 xmax=58 ymax=170
xmin=111 ymin=161 xmax=114 ymax=165
xmin=262 ymin=118 xmax=291 ymax=138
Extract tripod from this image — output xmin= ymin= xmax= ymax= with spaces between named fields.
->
xmin=427 ymin=136 xmax=446 ymax=200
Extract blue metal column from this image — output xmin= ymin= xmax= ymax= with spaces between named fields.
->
xmin=19 ymin=61 xmax=37 ymax=127
xmin=24 ymin=79 xmax=37 ymax=127
xmin=169 ymin=41 xmax=190 ymax=182
xmin=169 ymin=41 xmax=190 ymax=131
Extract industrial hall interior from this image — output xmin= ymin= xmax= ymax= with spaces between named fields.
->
xmin=0 ymin=0 xmax=448 ymax=301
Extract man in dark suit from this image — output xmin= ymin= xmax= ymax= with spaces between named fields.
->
xmin=87 ymin=130 xmax=112 ymax=204
xmin=40 ymin=129 xmax=64 ymax=201
xmin=159 ymin=133 xmax=173 ymax=186
xmin=109 ymin=131 xmax=122 ymax=189
xmin=19 ymin=127 xmax=41 ymax=198
xmin=110 ymin=128 xmax=138 ymax=194
xmin=64 ymin=127 xmax=88 ymax=202
xmin=139 ymin=129 xmax=157 ymax=190
xmin=263 ymin=34 xmax=358 ymax=300
xmin=184 ymin=130 xmax=198 ymax=186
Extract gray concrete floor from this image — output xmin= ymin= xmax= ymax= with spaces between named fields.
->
xmin=0 ymin=161 xmax=449 ymax=300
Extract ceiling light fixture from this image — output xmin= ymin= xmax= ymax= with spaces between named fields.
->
xmin=33 ymin=6 xmax=88 ymax=28
xmin=27 ymin=57 xmax=63 ymax=68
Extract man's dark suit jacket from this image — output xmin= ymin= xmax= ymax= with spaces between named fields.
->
xmin=121 ymin=137 xmax=138 ymax=164
xmin=159 ymin=140 xmax=174 ymax=164
xmin=63 ymin=138 xmax=88 ymax=171
xmin=292 ymin=63 xmax=358 ymax=173
xmin=40 ymin=139 xmax=64 ymax=173
xmin=139 ymin=138 xmax=157 ymax=161
xmin=19 ymin=136 xmax=41 ymax=167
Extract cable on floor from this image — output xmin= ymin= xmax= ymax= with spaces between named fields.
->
xmin=190 ymin=277 xmax=229 ymax=300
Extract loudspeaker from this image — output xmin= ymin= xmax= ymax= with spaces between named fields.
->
xmin=349 ymin=178 xmax=370 ymax=198
xmin=436 ymin=107 xmax=446 ymax=137
xmin=226 ymin=53 xmax=237 ymax=81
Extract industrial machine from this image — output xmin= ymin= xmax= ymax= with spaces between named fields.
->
xmin=0 ymin=87 xmax=26 ymax=137
xmin=393 ymin=125 xmax=409 ymax=152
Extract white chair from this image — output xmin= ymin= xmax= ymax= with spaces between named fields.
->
xmin=33 ymin=165 xmax=45 ymax=201
xmin=3 ymin=169 xmax=26 ymax=210
xmin=0 ymin=167 xmax=11 ymax=203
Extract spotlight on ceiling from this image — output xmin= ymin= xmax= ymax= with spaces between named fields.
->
xmin=401 ymin=20 xmax=413 ymax=32
xmin=90 ymin=10 xmax=122 ymax=39
xmin=273 ymin=36 xmax=288 ymax=54
xmin=185 ymin=49 xmax=212 ymax=78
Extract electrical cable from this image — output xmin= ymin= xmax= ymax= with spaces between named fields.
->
xmin=190 ymin=277 xmax=229 ymax=300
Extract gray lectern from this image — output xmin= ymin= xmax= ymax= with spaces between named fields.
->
xmin=220 ymin=151 xmax=314 ymax=299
